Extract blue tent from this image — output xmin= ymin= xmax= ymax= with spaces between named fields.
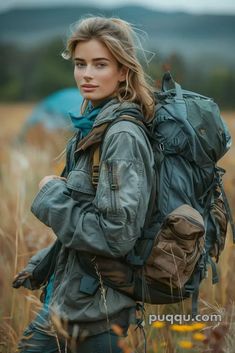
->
xmin=22 ymin=88 xmax=83 ymax=134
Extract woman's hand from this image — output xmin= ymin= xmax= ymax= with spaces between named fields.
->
xmin=12 ymin=271 xmax=32 ymax=288
xmin=39 ymin=175 xmax=66 ymax=190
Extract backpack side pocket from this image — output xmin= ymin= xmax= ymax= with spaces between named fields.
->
xmin=146 ymin=204 xmax=205 ymax=288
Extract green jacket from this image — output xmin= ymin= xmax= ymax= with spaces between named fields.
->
xmin=30 ymin=98 xmax=155 ymax=336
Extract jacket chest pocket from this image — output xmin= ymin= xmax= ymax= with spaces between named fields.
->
xmin=66 ymin=169 xmax=96 ymax=201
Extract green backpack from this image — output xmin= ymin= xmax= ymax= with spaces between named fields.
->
xmin=78 ymin=72 xmax=235 ymax=315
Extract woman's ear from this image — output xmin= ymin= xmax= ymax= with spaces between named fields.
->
xmin=119 ymin=66 xmax=129 ymax=83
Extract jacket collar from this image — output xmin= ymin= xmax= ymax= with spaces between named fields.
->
xmin=75 ymin=99 xmax=143 ymax=154
xmin=92 ymin=98 xmax=143 ymax=127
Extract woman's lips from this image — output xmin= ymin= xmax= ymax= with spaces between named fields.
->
xmin=81 ymin=85 xmax=98 ymax=92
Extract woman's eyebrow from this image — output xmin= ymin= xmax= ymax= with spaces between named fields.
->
xmin=93 ymin=58 xmax=110 ymax=62
xmin=74 ymin=57 xmax=110 ymax=62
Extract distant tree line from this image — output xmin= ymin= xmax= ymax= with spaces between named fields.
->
xmin=1 ymin=38 xmax=235 ymax=109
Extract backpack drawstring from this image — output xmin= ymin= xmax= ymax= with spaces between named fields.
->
xmin=135 ymin=303 xmax=146 ymax=353
xmin=135 ymin=269 xmax=147 ymax=353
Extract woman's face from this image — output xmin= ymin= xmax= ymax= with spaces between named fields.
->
xmin=73 ymin=39 xmax=127 ymax=107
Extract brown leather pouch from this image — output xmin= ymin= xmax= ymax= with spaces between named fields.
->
xmin=145 ymin=204 xmax=205 ymax=288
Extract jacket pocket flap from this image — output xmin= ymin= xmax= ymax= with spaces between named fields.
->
xmin=67 ymin=170 xmax=95 ymax=195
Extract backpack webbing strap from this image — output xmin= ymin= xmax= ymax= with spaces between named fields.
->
xmin=190 ymin=256 xmax=219 ymax=317
xmin=220 ymin=183 xmax=235 ymax=243
xmin=184 ymin=254 xmax=207 ymax=316
xmin=92 ymin=145 xmax=100 ymax=188
xmin=135 ymin=300 xmax=147 ymax=353
xmin=191 ymin=274 xmax=200 ymax=317
xmin=216 ymin=167 xmax=235 ymax=242
xmin=210 ymin=209 xmax=221 ymax=263
xmin=208 ymin=257 xmax=219 ymax=284
xmin=162 ymin=71 xmax=183 ymax=100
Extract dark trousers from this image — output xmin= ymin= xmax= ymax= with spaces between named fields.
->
xmin=17 ymin=308 xmax=125 ymax=353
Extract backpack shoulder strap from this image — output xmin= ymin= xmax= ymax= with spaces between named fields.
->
xmin=91 ymin=114 xmax=148 ymax=189
xmin=92 ymin=144 xmax=100 ymax=188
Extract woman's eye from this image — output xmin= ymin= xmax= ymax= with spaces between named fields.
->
xmin=96 ymin=63 xmax=107 ymax=68
xmin=75 ymin=62 xmax=86 ymax=68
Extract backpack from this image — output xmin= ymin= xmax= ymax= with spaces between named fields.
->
xmin=78 ymin=72 xmax=235 ymax=315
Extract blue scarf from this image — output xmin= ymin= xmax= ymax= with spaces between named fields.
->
xmin=70 ymin=99 xmax=110 ymax=138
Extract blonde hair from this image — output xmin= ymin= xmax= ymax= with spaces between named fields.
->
xmin=63 ymin=16 xmax=155 ymax=122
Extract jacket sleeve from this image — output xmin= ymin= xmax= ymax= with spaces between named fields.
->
xmin=31 ymin=125 xmax=154 ymax=258
xmin=18 ymin=245 xmax=53 ymax=289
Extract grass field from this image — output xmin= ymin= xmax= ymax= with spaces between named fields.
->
xmin=0 ymin=104 xmax=235 ymax=353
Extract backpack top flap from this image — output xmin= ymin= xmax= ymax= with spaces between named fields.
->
xmin=155 ymin=73 xmax=232 ymax=166
xmin=185 ymin=96 xmax=231 ymax=162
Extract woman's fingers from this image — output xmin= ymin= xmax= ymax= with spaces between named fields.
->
xmin=38 ymin=175 xmax=66 ymax=190
xmin=12 ymin=271 xmax=32 ymax=288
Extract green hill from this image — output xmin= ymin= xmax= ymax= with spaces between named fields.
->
xmin=0 ymin=5 xmax=235 ymax=65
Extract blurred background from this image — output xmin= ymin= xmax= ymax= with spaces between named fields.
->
xmin=0 ymin=1 xmax=235 ymax=352
xmin=1 ymin=0 xmax=235 ymax=106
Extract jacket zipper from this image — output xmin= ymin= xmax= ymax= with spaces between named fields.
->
xmin=108 ymin=163 xmax=118 ymax=213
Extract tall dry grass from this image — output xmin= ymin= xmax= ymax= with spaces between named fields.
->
xmin=0 ymin=103 xmax=71 ymax=351
xmin=0 ymin=105 xmax=235 ymax=352
xmin=0 ymin=146 xmax=63 ymax=350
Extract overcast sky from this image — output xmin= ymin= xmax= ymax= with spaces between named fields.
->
xmin=1 ymin=0 xmax=235 ymax=14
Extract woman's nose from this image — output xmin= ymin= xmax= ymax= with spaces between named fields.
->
xmin=83 ymin=65 xmax=94 ymax=79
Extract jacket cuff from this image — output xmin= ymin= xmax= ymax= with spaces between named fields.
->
xmin=31 ymin=179 xmax=66 ymax=226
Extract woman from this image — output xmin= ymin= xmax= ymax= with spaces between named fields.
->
xmin=15 ymin=16 xmax=155 ymax=353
